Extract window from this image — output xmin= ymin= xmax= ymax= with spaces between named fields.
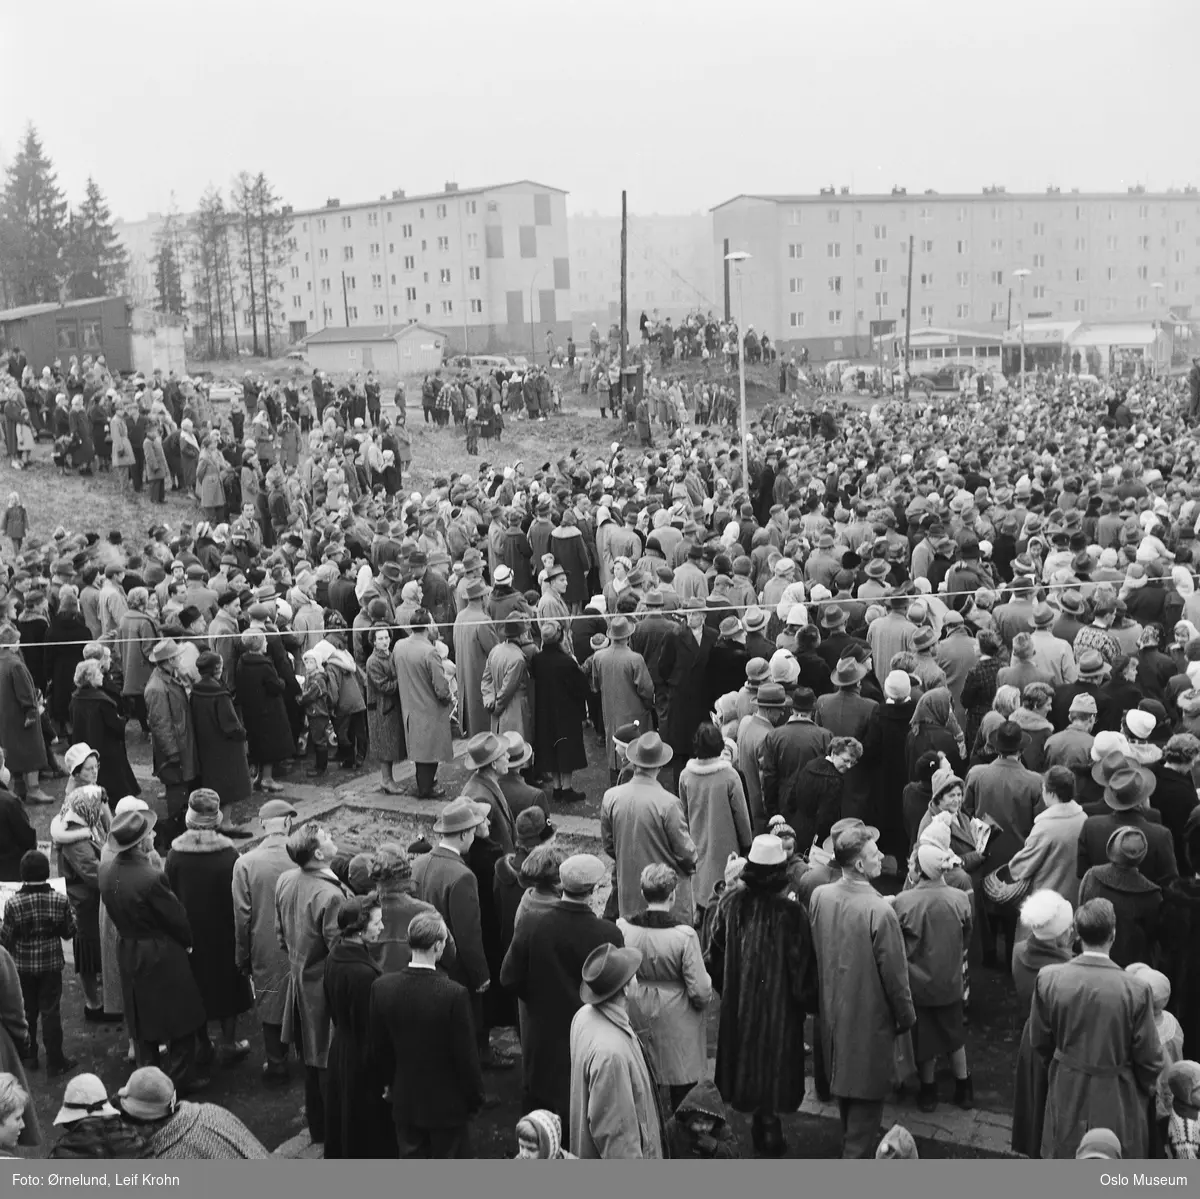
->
xmin=345 ymin=276 xmax=356 ymax=289
xmin=1033 ymin=284 xmax=1046 ymax=299
xmin=990 ymin=270 xmax=1004 ymax=285
xmin=789 ymin=278 xmax=804 ymax=293
xmin=1032 ymin=221 xmax=1046 ymax=236
xmin=302 ymin=222 xmax=308 ymax=232
xmin=920 ymin=239 xmax=933 ymax=253
xmin=990 ymin=301 xmax=1005 ymax=320
xmin=989 ymin=238 xmax=1002 ymax=253
xmin=1075 ymin=268 xmax=1086 ymax=282
xmin=304 ymin=252 xmax=309 ymax=262
xmin=423 ymin=272 xmax=429 ymax=283
xmin=401 ymin=223 xmax=413 ymax=238
xmin=340 ymin=215 xmax=351 ymax=230
xmin=437 ymin=236 xmax=450 ymax=252
xmin=405 ymin=287 xmax=417 ymax=301
xmin=956 ymin=207 xmax=966 ymax=222
xmin=827 ymin=210 xmax=840 ymax=224
xmin=317 ymin=218 xmax=326 ymax=232
xmin=419 ymin=208 xmax=425 ymax=219
xmin=466 ymin=298 xmax=481 ymax=314
xmin=788 ymin=243 xmax=804 ymax=259
xmin=1075 ymin=205 xmax=1083 ymax=220
xmin=955 ymin=271 xmax=969 ymax=287
xmin=466 ymin=200 xmax=477 ymax=215
xmin=373 ymin=304 xmax=384 ymax=317
xmin=1139 ymin=235 xmax=1151 ymax=250
xmin=387 ymin=213 xmax=392 ymax=224
xmin=957 ymin=240 xmax=969 ymax=254
xmin=438 ymin=268 xmax=451 ymax=284
xmin=290 ymin=266 xmax=300 ymax=279
xmin=920 ymin=305 xmax=934 ymax=321
xmin=467 ymin=233 xmax=478 ymax=250
xmin=787 ymin=209 xmax=802 ymax=226
xmin=1107 ymin=267 xmax=1117 ymax=281
xmin=1074 ymin=237 xmax=1086 ymax=251
xmin=319 ymin=248 xmax=328 ymax=263
xmin=403 ymin=256 xmax=414 ymax=270
xmin=367 ymin=213 xmax=378 ymax=226
xmin=1033 ymin=253 xmax=1045 ymax=268
xmin=392 ymin=306 xmax=398 ymax=315
xmin=320 ymin=278 xmax=331 ymax=293
xmin=347 ymin=306 xmax=358 ymax=319
xmin=874 ymin=292 xmax=888 ymax=307
xmin=468 ymin=266 xmax=480 ymax=281
xmin=441 ymin=300 xmax=453 ymax=315
xmin=1138 ymin=205 xmax=1149 ymax=219
xmin=425 ymin=304 xmax=431 ymax=314
xmin=921 ymin=272 xmax=935 ymax=288
xmin=956 ymin=304 xmax=970 ymax=319
xmin=828 ymin=309 xmax=843 ymax=325
xmin=306 ymin=281 xmax=311 ymax=291
xmin=828 ymin=276 xmax=842 ymax=293
xmin=855 ymin=277 xmax=864 ymax=290
xmin=421 ymin=240 xmax=427 ymax=251
xmin=343 ymin=246 xmax=354 ymax=261
xmin=79 ymin=320 xmax=101 ymax=349
xmin=1176 ymin=250 xmax=1186 ymax=264
xmin=435 ymin=203 xmax=447 ymax=219
xmin=873 ymin=258 xmax=888 ymax=273
xmin=1106 ymin=236 xmax=1118 ymax=250
xmin=873 ymin=224 xmax=887 ymax=240
xmin=371 ymin=273 xmax=382 ymax=288
xmin=369 ymin=242 xmax=380 ymax=259
xmin=855 ymin=244 xmax=863 ymax=257
xmin=1104 ymin=297 xmax=1117 ymax=311
xmin=1073 ymin=299 xmax=1086 ymax=313
xmin=827 ymin=243 xmax=841 ymax=258
xmin=789 ymin=312 xmax=805 ymax=328
xmin=1137 ymin=264 xmax=1149 ymax=280
xmin=1137 ymin=295 xmax=1148 ymax=310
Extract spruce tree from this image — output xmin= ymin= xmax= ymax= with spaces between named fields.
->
xmin=64 ymin=177 xmax=129 ymax=299
xmin=0 ymin=124 xmax=69 ymax=305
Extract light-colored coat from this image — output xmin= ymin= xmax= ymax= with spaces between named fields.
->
xmin=601 ymin=777 xmax=698 ymax=924
xmin=144 ymin=667 xmax=199 ymax=781
xmin=810 ymin=877 xmax=916 ymax=1102
xmin=231 ymin=833 xmax=294 ymax=1025
xmin=1006 ymin=801 xmax=1089 ymax=928
xmin=1029 ymin=955 xmax=1164 ymax=1158
xmin=480 ymin=639 xmax=532 ymax=739
xmin=678 ymin=758 xmax=753 ymax=907
xmin=736 ymin=712 xmax=772 ymax=836
xmin=568 ymin=1000 xmax=663 ymax=1159
xmin=274 ymin=865 xmax=346 ymax=1069
xmin=587 ymin=643 xmax=655 ymax=769
xmin=391 ymin=635 xmax=453 ymax=763
xmin=617 ymin=916 xmax=711 ymax=1085
xmin=453 ymin=605 xmax=499 ymax=737
xmin=1031 ymin=629 xmax=1079 ymax=688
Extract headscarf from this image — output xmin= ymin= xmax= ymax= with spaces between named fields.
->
xmin=62 ymin=784 xmax=111 ymax=846
xmin=1173 ymin=565 xmax=1195 ymax=598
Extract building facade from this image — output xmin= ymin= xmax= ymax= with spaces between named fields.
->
xmin=569 ymin=211 xmax=717 ymax=339
xmin=712 ymin=187 xmax=1200 ymax=361
xmin=280 ymin=180 xmax=570 ymax=357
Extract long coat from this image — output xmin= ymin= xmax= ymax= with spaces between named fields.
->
xmin=413 ymin=846 xmax=489 ymax=991
xmin=480 ymin=639 xmax=533 ymax=739
xmin=658 ymin=626 xmax=719 ymax=760
xmin=0 ymin=788 xmax=35 ymax=881
xmin=530 ymin=644 xmax=590 ymax=773
xmin=364 ymin=648 xmax=404 ymax=763
xmin=809 ymin=877 xmax=916 ymax=1103
xmin=619 ymin=912 xmax=712 ymax=1086
xmin=1028 ymin=956 xmax=1164 ymax=1158
xmin=231 ymin=834 xmax=294 ymax=1026
xmin=0 ymin=649 xmax=47 ymax=773
xmin=275 ymin=865 xmax=347 ymax=1069
xmin=144 ymin=667 xmax=199 ymax=781
xmin=1163 ymin=879 xmax=1200 ymax=1059
xmin=189 ymin=676 xmax=253 ymax=806
xmin=165 ymin=831 xmax=253 ymax=1022
xmin=235 ymin=651 xmax=295 ymax=764
xmin=98 ymin=847 xmax=207 ymax=1044
xmin=813 ymin=689 xmax=879 ymax=823
xmin=587 ymin=643 xmax=655 ymax=770
xmin=1077 ymin=865 xmax=1162 ymax=968
xmin=68 ymin=684 xmax=139 ymax=801
xmin=0 ymin=945 xmax=41 ymax=1146
xmin=706 ymin=883 xmax=817 ymax=1114
xmin=453 ymin=605 xmax=499 ymax=737
xmin=322 ymin=939 xmax=395 ymax=1158
xmin=550 ymin=526 xmax=592 ymax=607
xmin=117 ymin=611 xmax=158 ymax=699
xmin=678 ymin=759 xmax=753 ymax=906
xmin=392 ymin=636 xmax=454 ymax=763
xmin=43 ymin=611 xmax=91 ymax=725
xmin=601 ymin=776 xmax=698 ymax=924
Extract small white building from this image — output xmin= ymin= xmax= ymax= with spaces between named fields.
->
xmin=303 ymin=323 xmax=446 ymax=378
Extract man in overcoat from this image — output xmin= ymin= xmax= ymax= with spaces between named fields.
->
xmin=656 ymin=600 xmax=719 ymax=786
xmin=454 ymin=579 xmax=499 ymax=737
xmin=587 ymin=616 xmax=655 ymax=782
xmin=392 ymin=609 xmax=454 ymax=799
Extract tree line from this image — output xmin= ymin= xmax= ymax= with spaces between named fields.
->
xmin=0 ymin=123 xmax=294 ymax=361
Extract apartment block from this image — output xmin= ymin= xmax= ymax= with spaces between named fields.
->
xmin=712 ymin=187 xmax=1200 ymax=361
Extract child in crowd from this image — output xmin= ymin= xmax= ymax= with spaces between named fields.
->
xmin=0 ymin=850 xmax=76 ymax=1076
xmin=1166 ymin=1061 xmax=1200 ymax=1160
xmin=514 ymin=1110 xmax=575 ymax=1160
xmin=1126 ymin=963 xmax=1183 ymax=1150
xmin=464 ymin=407 xmax=479 ymax=457
xmin=663 ymin=1082 xmax=739 ymax=1159
xmin=1 ymin=492 xmax=26 ymax=555
xmin=298 ymin=651 xmax=335 ymax=778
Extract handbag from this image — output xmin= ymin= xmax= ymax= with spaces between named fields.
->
xmin=982 ymin=862 xmax=1031 ymax=910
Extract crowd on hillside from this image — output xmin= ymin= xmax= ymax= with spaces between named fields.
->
xmin=0 ymin=342 xmax=1198 ymax=1159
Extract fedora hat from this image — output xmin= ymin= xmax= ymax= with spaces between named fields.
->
xmin=754 ymin=682 xmax=790 ymax=709
xmin=108 ymin=809 xmax=157 ymax=853
xmin=864 ymin=558 xmax=890 ymax=580
xmin=625 ymin=731 xmax=673 ymax=770
xmin=465 ymin=731 xmax=507 ymax=771
xmin=432 ymin=798 xmax=490 ymax=835
xmin=816 ymin=532 xmax=835 ymax=551
xmin=745 ymin=657 xmax=770 ymax=685
xmin=1103 ymin=765 xmax=1157 ymax=812
xmin=1031 ymin=603 xmax=1055 ymax=628
xmin=148 ymin=639 xmax=183 ymax=664
xmin=831 ymin=657 xmax=868 ymax=687
xmin=743 ymin=606 xmax=767 ymax=632
xmin=1059 ymin=590 xmax=1084 ymax=615
xmin=503 ymin=730 xmax=534 ymax=769
xmin=608 ymin=615 xmax=634 ymax=641
xmin=463 ymin=577 xmax=490 ymax=601
xmin=1091 ymin=748 xmax=1132 ymax=787
xmin=821 ymin=603 xmax=847 ymax=629
xmin=992 ymin=720 xmax=1032 ymax=756
xmin=579 ymin=944 xmax=643 ymax=1005
xmin=1077 ymin=649 xmax=1107 ymax=679
xmin=912 ymin=626 xmax=938 ymax=651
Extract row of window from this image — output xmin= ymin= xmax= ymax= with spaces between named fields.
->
xmin=308 ymin=296 xmax=486 ymax=322
xmin=297 ymin=265 xmax=482 ymax=297
xmin=786 ymin=204 xmax=1200 ymax=226
xmin=307 ymin=199 xmax=481 ymax=235
xmin=297 ymin=233 xmax=482 ymax=266
xmin=787 ymin=236 xmax=1195 ymax=261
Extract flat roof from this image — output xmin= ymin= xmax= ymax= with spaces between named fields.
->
xmin=288 ymin=180 xmax=567 ymax=220
xmin=711 ymin=190 xmax=1199 ymax=212
xmin=305 ymin=323 xmax=445 ymax=345
xmin=0 ymin=295 xmax=127 ymax=323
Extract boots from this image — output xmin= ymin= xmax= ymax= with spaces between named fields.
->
xmin=918 ymin=1080 xmax=938 ymax=1112
xmin=954 ymin=1073 xmax=974 ymax=1110
xmin=307 ymin=748 xmax=328 ymax=778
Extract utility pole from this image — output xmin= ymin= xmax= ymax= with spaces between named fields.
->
xmin=341 ymin=271 xmax=350 ymax=327
xmin=902 ymin=235 xmax=914 ymax=399
xmin=1006 ymin=286 xmax=1013 ymax=331
xmin=620 ymin=191 xmax=628 ymax=388
xmin=723 ymin=238 xmax=731 ymax=322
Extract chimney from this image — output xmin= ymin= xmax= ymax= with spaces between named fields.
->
xmin=840 ymin=186 xmax=850 ymax=195
xmin=281 ymin=205 xmax=293 ymax=216
xmin=444 ymin=182 xmax=459 ymax=193
xmin=392 ymin=189 xmax=406 ymax=199
xmin=325 ymin=198 xmax=340 ymax=208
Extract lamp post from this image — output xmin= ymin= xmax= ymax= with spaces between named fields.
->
xmin=528 ymin=269 xmax=541 ymax=366
xmin=724 ymin=250 xmax=751 ymax=478
xmin=1012 ymin=268 xmax=1031 ymax=399
xmin=1152 ymin=282 xmax=1165 ymax=375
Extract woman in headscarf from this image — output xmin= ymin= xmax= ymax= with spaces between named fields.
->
xmin=904 ymin=687 xmax=965 ymax=781
xmin=50 ymin=785 xmax=111 ymax=1022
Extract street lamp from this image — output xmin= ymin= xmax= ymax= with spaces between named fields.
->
xmin=1151 ymin=282 xmax=1165 ymax=375
xmin=1012 ymin=268 xmax=1031 ymax=399
xmin=529 ymin=269 xmax=541 ymax=366
xmin=724 ymin=250 xmax=751 ymax=479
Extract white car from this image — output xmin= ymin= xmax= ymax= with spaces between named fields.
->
xmin=206 ymin=381 xmax=240 ymax=403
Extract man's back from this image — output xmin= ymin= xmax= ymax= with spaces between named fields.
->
xmin=965 ymin=756 xmax=1042 ymax=842
xmin=413 ymin=847 xmax=488 ymax=989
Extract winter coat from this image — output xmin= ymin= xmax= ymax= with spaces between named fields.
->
xmin=98 ymin=847 xmax=207 ymax=1044
xmin=109 ymin=413 xmax=135 ymax=469
xmin=166 ymin=831 xmax=254 ymax=1021
xmin=1010 ymin=705 xmax=1055 ymax=773
xmin=117 ymin=611 xmax=158 ymax=699
xmin=809 ymin=877 xmax=916 ymax=1102
xmin=530 ymin=644 xmax=590 ymax=773
xmin=618 ymin=911 xmax=711 ymax=1086
xmin=275 ymin=865 xmax=347 ymax=1069
xmin=480 ymin=639 xmax=532 ymax=739
xmin=373 ymin=881 xmax=453 ymax=975
xmin=814 ymin=689 xmax=880 ymax=822
xmin=144 ymin=667 xmax=199 ymax=781
xmin=138 ymin=1102 xmax=268 ymax=1159
xmin=587 ymin=643 xmax=655 ymax=770
xmin=496 ymin=527 xmax=536 ymax=593
xmin=43 ymin=611 xmax=90 ymax=724
xmin=392 ymin=636 xmax=454 ymax=763
xmin=231 ymin=833 xmax=293 ymax=1025
xmin=0 ymin=945 xmax=40 ymax=1146
xmin=142 ymin=436 xmax=168 ymax=481
xmin=0 ymin=650 xmax=46 ymax=773
xmin=189 ymin=676 xmax=252 ymax=806
xmin=453 ymin=606 xmax=499 ymax=738
xmin=0 ymin=788 xmax=35 ymax=881
xmin=48 ymin=1117 xmax=149 ymax=1159
xmin=235 ymin=651 xmax=295 ymax=764
xmin=195 ymin=451 xmax=226 ymax=509
xmin=658 ymin=626 xmax=720 ymax=761
xmin=69 ymin=684 xmax=139 ymax=801
xmin=550 ymin=526 xmax=592 ymax=607
xmin=892 ymin=878 xmax=973 ymax=1006
xmin=678 ymin=759 xmax=753 ymax=906
xmin=664 ymin=1080 xmax=739 ymax=1159
xmin=1006 ymin=801 xmax=1088 ymax=914
xmin=875 ymin=699 xmax=916 ymax=845
xmin=1077 ymin=864 xmax=1162 ymax=968
xmin=364 ymin=648 xmax=404 ymax=763
xmin=69 ymin=407 xmax=94 ymax=466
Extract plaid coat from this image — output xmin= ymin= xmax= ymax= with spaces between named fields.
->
xmin=0 ymin=884 xmax=75 ymax=974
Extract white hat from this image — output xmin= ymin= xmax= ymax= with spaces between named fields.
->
xmin=1125 ymin=709 xmax=1156 ymax=741
xmin=493 ymin=564 xmax=513 ymax=586
xmin=747 ymin=834 xmax=786 ymax=867
xmin=113 ymin=796 xmax=150 ymax=817
xmin=64 ymin=743 xmax=98 ymax=776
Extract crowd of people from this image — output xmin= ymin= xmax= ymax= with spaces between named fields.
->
xmin=1 ymin=340 xmax=1200 ymax=1160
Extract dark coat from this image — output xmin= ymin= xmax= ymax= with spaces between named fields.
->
xmin=0 ymin=650 xmax=47 ymax=773
xmin=1150 ymin=765 xmax=1199 ymax=876
xmin=760 ymin=720 xmax=833 ymax=824
xmin=189 ymin=677 xmax=253 ymax=806
xmin=165 ymin=832 xmax=253 ymax=1022
xmin=0 ymin=787 xmax=35 ymax=881
xmin=789 ymin=757 xmax=846 ymax=851
xmin=235 ymin=651 xmax=296 ymax=764
xmin=1078 ymin=807 xmax=1178 ymax=888
xmin=499 ymin=899 xmax=623 ymax=1118
xmin=323 ymin=939 xmax=395 ymax=1158
xmin=1077 ymin=864 xmax=1162 ymax=968
xmin=496 ymin=528 xmax=535 ymax=593
xmin=1162 ymin=878 xmax=1200 ymax=1056
xmin=529 ymin=644 xmax=589 ymax=773
xmin=48 ymin=1117 xmax=149 ymax=1159
xmin=369 ymin=966 xmax=484 ymax=1130
xmin=68 ymin=685 xmax=139 ymax=802
xmin=875 ymin=700 xmax=916 ymax=847
xmin=43 ymin=611 xmax=90 ymax=725
xmin=905 ymin=723 xmax=963 ymax=781
xmin=98 ymin=848 xmax=206 ymax=1043
xmin=413 ymin=847 xmax=488 ymax=991
xmin=706 ymin=880 xmax=818 ymax=1114
xmin=658 ymin=626 xmax=719 ymax=758
xmin=708 ymin=642 xmax=750 ymax=704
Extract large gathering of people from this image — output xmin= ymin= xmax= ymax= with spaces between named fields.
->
xmin=0 ymin=337 xmax=1199 ymax=1161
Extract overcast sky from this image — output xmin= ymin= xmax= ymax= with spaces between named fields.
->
xmin=2 ymin=0 xmax=1197 ymax=222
